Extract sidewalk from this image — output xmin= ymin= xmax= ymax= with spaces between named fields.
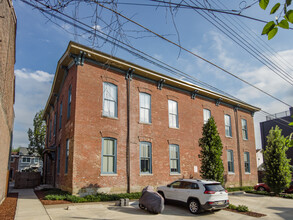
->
xmin=11 ymin=188 xmax=51 ymax=220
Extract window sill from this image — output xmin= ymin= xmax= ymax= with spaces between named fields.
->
xmin=139 ymin=122 xmax=152 ymax=125
xmin=228 ymin=172 xmax=235 ymax=175
xmin=225 ymin=136 xmax=232 ymax=139
xmin=245 ymin=172 xmax=251 ymax=175
xmin=102 ymin=115 xmax=118 ymax=120
xmin=140 ymin=173 xmax=153 ymax=176
xmin=100 ymin=173 xmax=118 ymax=176
xmin=170 ymin=173 xmax=181 ymax=176
xmin=243 ymin=138 xmax=248 ymax=141
xmin=169 ymin=126 xmax=179 ymax=129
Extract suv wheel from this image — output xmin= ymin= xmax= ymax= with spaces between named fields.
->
xmin=139 ymin=203 xmax=145 ymax=210
xmin=188 ymin=199 xmax=200 ymax=214
xmin=258 ymin=186 xmax=265 ymax=191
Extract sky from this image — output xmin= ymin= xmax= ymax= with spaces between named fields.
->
xmin=12 ymin=0 xmax=293 ymax=149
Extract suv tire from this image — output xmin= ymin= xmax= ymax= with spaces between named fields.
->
xmin=188 ymin=199 xmax=200 ymax=214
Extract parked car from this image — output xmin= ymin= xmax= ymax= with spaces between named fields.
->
xmin=254 ymin=181 xmax=293 ymax=193
xmin=157 ymin=179 xmax=229 ymax=214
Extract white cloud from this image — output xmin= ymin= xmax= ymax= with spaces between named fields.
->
xmin=13 ymin=69 xmax=53 ymax=147
xmin=15 ymin=68 xmax=54 ymax=82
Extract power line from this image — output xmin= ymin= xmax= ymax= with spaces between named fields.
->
xmin=89 ymin=1 xmax=292 ymax=106
xmin=215 ymin=0 xmax=293 ymax=75
xmin=196 ymin=0 xmax=293 ymax=82
xmin=185 ymin=0 xmax=293 ymax=85
xmin=22 ymin=0 xmax=292 ymax=123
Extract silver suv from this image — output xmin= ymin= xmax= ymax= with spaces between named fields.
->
xmin=157 ymin=179 xmax=229 ymax=214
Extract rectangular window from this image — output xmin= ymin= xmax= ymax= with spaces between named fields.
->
xmin=65 ymin=139 xmax=69 ymax=174
xmin=169 ymin=144 xmax=180 ymax=173
xmin=22 ymin=157 xmax=31 ymax=163
xmin=103 ymin=82 xmax=118 ymax=118
xmin=224 ymin=114 xmax=232 ymax=137
xmin=203 ymin=109 xmax=211 ymax=124
xmin=57 ymin=145 xmax=60 ymax=174
xmin=168 ymin=100 xmax=178 ymax=128
xmin=67 ymin=85 xmax=72 ymax=119
xmin=59 ymin=102 xmax=62 ymax=129
xmin=102 ymin=138 xmax=117 ymax=174
xmin=241 ymin=119 xmax=248 ymax=140
xmin=140 ymin=142 xmax=152 ymax=174
xmin=244 ymin=152 xmax=250 ymax=173
xmin=49 ymin=119 xmax=52 ymax=140
xmin=53 ymin=112 xmax=57 ymax=136
xmin=34 ymin=157 xmax=39 ymax=163
xmin=139 ymin=93 xmax=151 ymax=123
xmin=227 ymin=150 xmax=234 ymax=173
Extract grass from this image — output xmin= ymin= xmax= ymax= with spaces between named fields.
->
xmin=42 ymin=188 xmax=142 ymax=203
xmin=226 ymin=186 xmax=254 ymax=192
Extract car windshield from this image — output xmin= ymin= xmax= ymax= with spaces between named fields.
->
xmin=204 ymin=184 xmax=225 ymax=191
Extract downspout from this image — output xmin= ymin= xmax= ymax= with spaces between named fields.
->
xmin=126 ymin=68 xmax=134 ymax=193
xmin=6 ymin=131 xmax=13 ymax=195
xmin=234 ymin=107 xmax=243 ymax=187
xmin=53 ymin=95 xmax=59 ymax=188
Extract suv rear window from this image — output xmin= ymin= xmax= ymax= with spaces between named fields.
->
xmin=204 ymin=184 xmax=225 ymax=191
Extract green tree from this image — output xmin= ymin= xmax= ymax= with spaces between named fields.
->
xmin=259 ymin=0 xmax=293 ymax=39
xmin=263 ymin=126 xmax=291 ymax=194
xmin=27 ymin=110 xmax=46 ymax=160
xmin=199 ymin=116 xmax=224 ymax=184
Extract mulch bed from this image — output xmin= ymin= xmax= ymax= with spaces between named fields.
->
xmin=0 ymin=193 xmax=18 ymax=220
xmin=34 ymin=190 xmax=71 ymax=205
xmin=224 ymin=208 xmax=266 ymax=218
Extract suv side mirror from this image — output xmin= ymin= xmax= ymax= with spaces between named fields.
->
xmin=167 ymin=184 xmax=171 ymax=187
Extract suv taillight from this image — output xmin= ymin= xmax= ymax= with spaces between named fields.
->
xmin=204 ymin=190 xmax=216 ymax=194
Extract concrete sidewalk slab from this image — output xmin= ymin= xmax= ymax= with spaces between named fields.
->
xmin=12 ymin=188 xmax=51 ymax=220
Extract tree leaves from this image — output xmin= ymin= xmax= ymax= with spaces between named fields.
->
xmin=199 ymin=117 xmax=224 ymax=184
xmin=259 ymin=0 xmax=270 ymax=10
xmin=286 ymin=10 xmax=293 ymax=23
xmin=259 ymin=1 xmax=292 ymax=40
xmin=270 ymin=3 xmax=281 ymax=14
xmin=268 ymin=27 xmax=278 ymax=39
xmin=279 ymin=19 xmax=289 ymax=28
xmin=262 ymin=21 xmax=276 ymax=35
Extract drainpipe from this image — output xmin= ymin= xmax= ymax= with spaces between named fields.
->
xmin=234 ymin=107 xmax=243 ymax=187
xmin=126 ymin=68 xmax=134 ymax=193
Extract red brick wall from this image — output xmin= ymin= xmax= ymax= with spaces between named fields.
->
xmin=48 ymin=60 xmax=258 ymax=195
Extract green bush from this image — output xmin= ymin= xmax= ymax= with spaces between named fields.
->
xmin=228 ymin=204 xmax=249 ymax=212
xmin=228 ymin=204 xmax=237 ymax=209
xmin=226 ymin=186 xmax=254 ymax=192
xmin=237 ymin=205 xmax=249 ymax=212
xmin=43 ymin=189 xmax=142 ymax=203
xmin=44 ymin=194 xmax=66 ymax=200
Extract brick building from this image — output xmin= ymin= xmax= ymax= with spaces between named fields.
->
xmin=43 ymin=42 xmax=260 ymax=196
xmin=0 ymin=0 xmax=16 ymax=204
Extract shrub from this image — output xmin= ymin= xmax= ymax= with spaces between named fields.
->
xmin=199 ymin=117 xmax=224 ymax=184
xmin=228 ymin=204 xmax=249 ymax=212
xmin=43 ymin=189 xmax=142 ymax=203
xmin=44 ymin=194 xmax=66 ymax=200
xmin=226 ymin=186 xmax=254 ymax=192
xmin=237 ymin=205 xmax=249 ymax=212
xmin=263 ymin=126 xmax=291 ymax=194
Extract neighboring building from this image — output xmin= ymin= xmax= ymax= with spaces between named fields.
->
xmin=9 ymin=152 xmax=19 ymax=181
xmin=260 ymin=107 xmax=293 ymax=165
xmin=43 ymin=42 xmax=260 ymax=196
xmin=18 ymin=147 xmax=43 ymax=174
xmin=256 ymin=149 xmax=264 ymax=170
xmin=0 ymin=0 xmax=16 ymax=204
